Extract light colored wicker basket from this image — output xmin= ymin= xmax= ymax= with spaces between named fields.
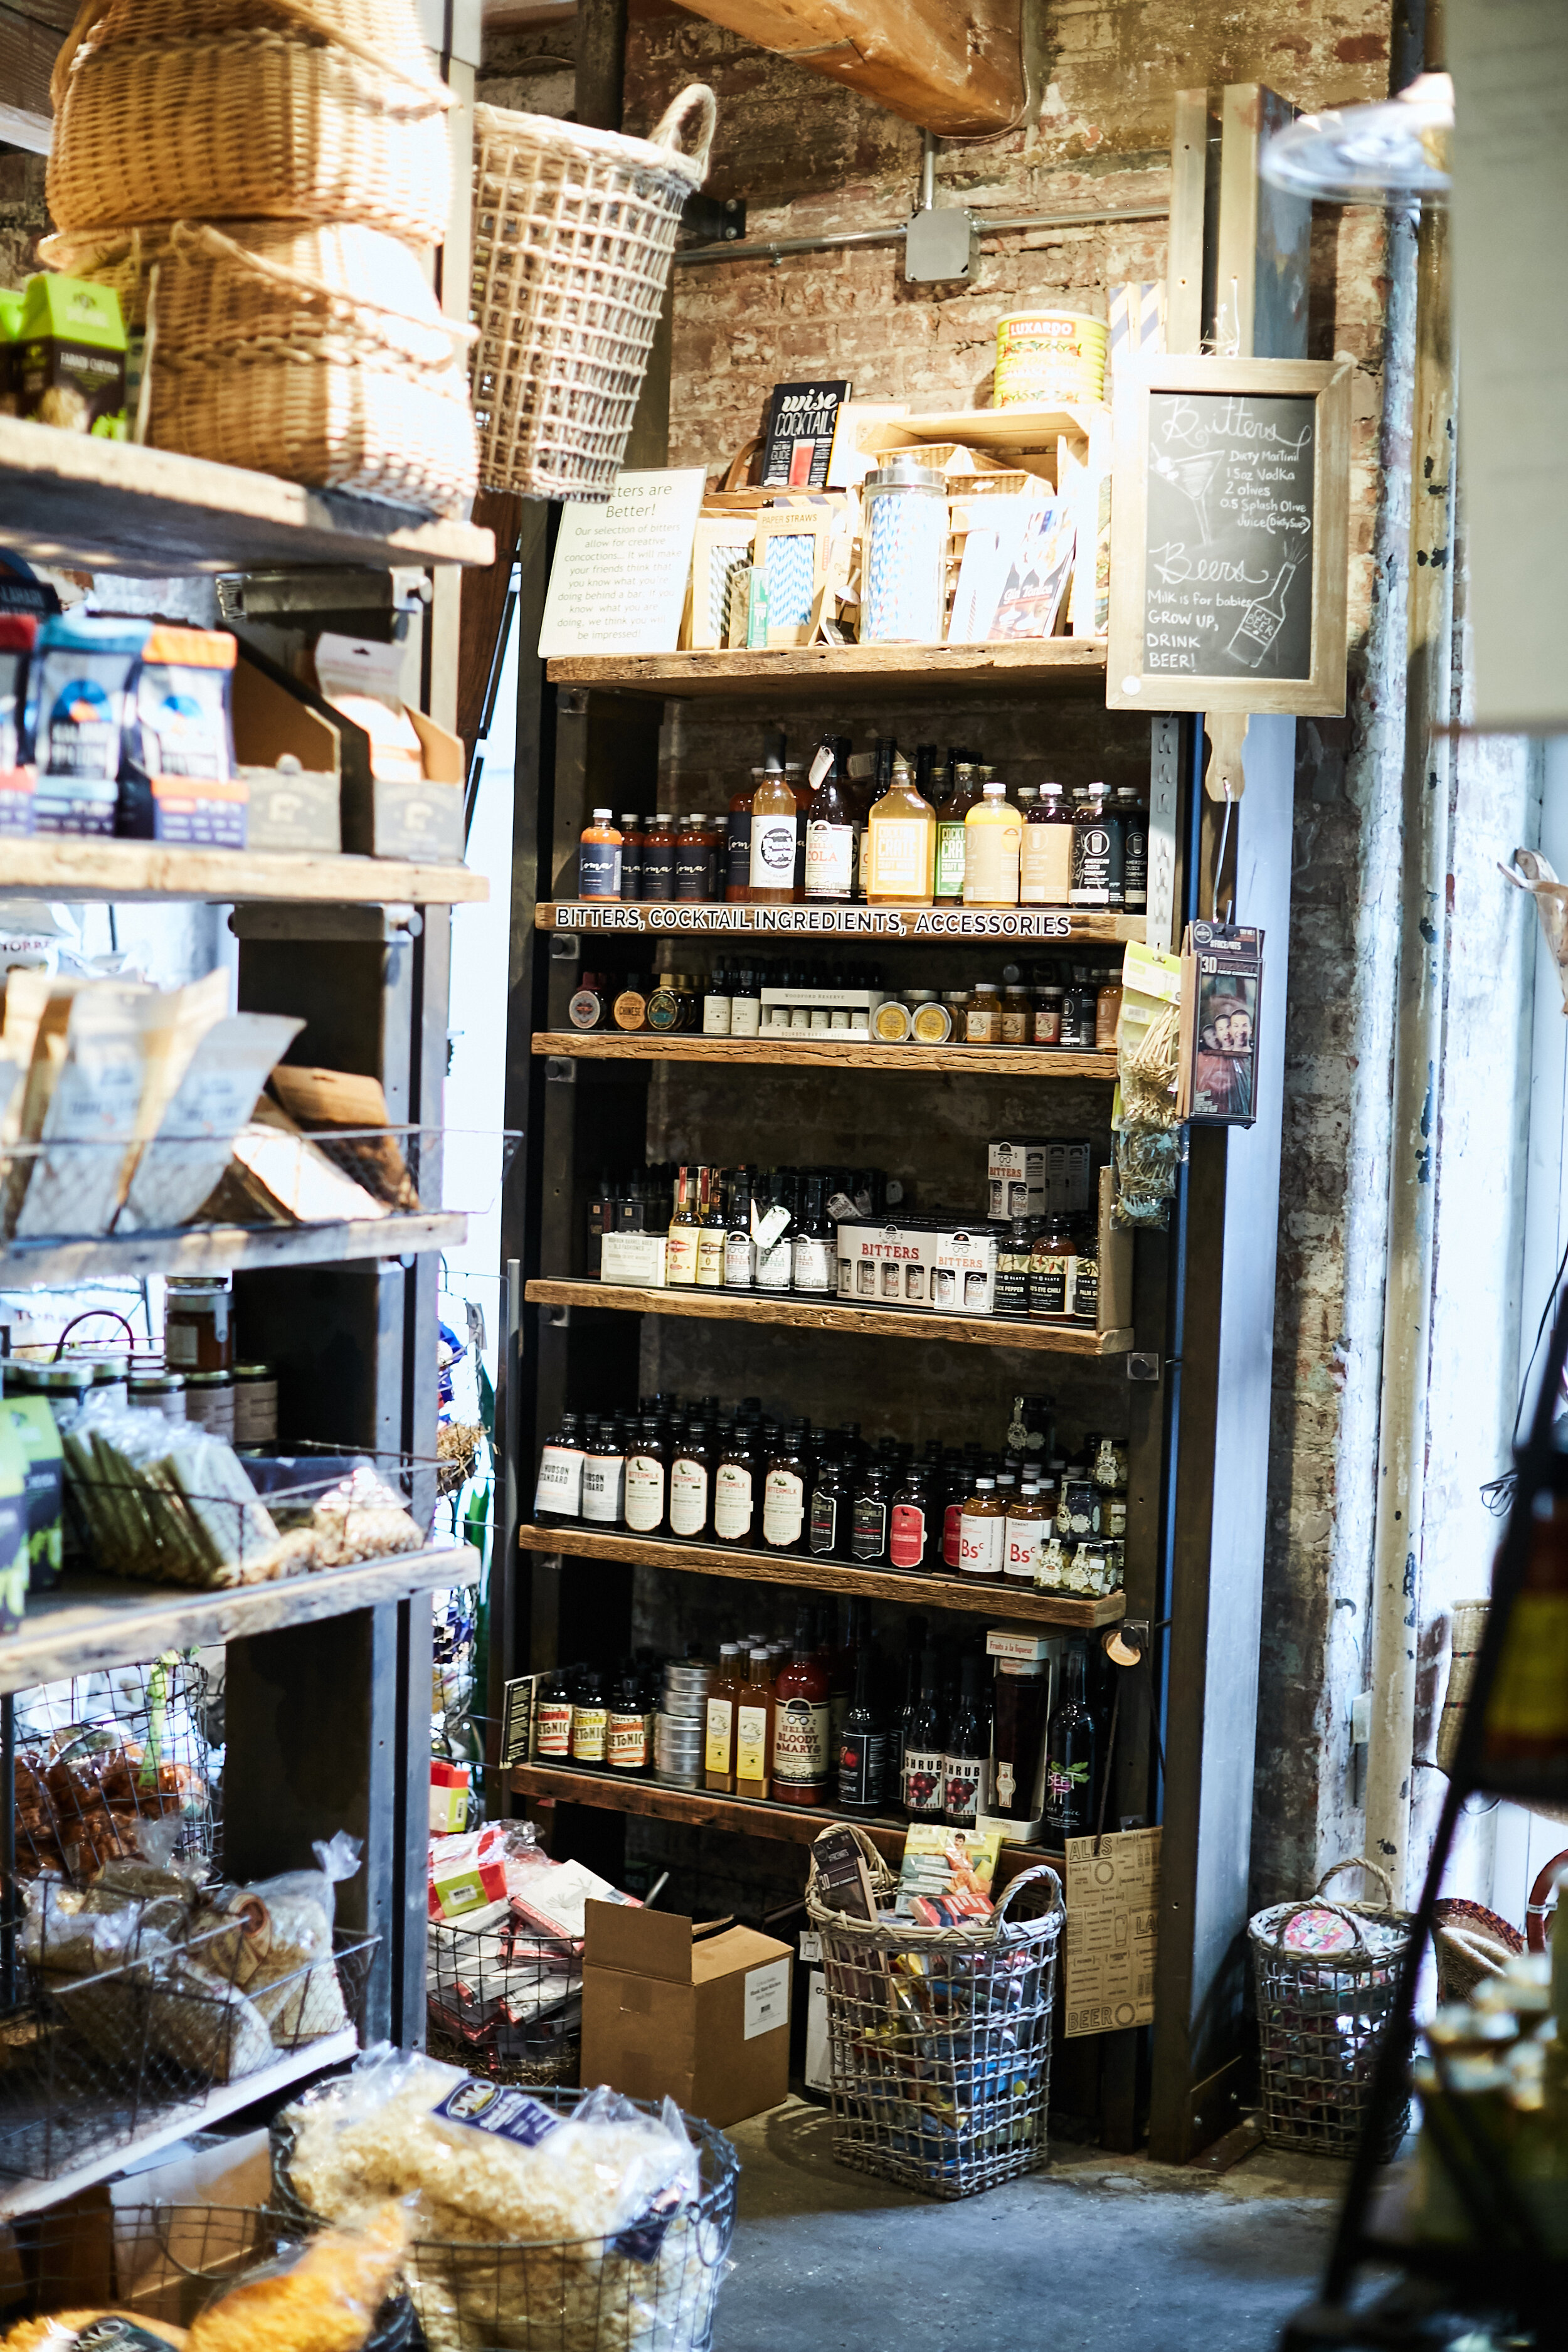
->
xmin=1249 ymin=1858 xmax=1413 ymax=2160
xmin=470 ymin=85 xmax=715 ymax=502
xmin=54 ymin=0 xmax=437 ymax=80
xmin=46 ymin=220 xmax=479 ymax=514
xmin=49 ymin=22 xmax=452 ymax=245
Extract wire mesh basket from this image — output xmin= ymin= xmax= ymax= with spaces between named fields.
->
xmin=8 ymin=2201 xmax=414 ymax=2347
xmin=470 ymin=88 xmax=714 ymax=502
xmin=1249 ymin=1858 xmax=1414 ymax=2158
xmin=426 ymin=1909 xmax=582 ymax=2089
xmin=807 ymin=1824 xmax=1066 ymax=2200
xmin=274 ymin=2084 xmax=739 ymax=2352
xmin=11 ymin=1656 xmax=219 ymax=1886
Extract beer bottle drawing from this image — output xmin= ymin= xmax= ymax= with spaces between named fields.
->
xmin=1228 ymin=557 xmax=1300 ymax=669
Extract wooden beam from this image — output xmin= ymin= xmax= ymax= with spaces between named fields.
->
xmin=670 ymin=0 xmax=1027 ymax=137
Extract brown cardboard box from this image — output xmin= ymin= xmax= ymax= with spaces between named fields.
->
xmin=581 ymin=1902 xmax=791 ymax=2129
xmin=231 ymin=640 xmax=342 ymax=854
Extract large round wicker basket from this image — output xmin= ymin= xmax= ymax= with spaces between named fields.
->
xmin=470 ymin=86 xmax=715 ymax=502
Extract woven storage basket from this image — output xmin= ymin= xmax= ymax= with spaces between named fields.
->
xmin=56 ymin=0 xmax=436 ymax=75
xmin=43 ymin=221 xmax=478 ymax=514
xmin=1249 ymin=1858 xmax=1414 ymax=2160
xmin=49 ymin=13 xmax=452 ymax=245
xmin=471 ymin=85 xmax=715 ymax=502
xmin=806 ymin=1824 xmax=1065 ymax=2200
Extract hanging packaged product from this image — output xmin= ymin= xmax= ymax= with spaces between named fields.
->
xmin=1178 ymin=918 xmax=1264 ymax=1129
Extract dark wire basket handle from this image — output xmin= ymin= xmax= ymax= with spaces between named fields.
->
xmin=53 ymin=1308 xmax=137 ymax=1357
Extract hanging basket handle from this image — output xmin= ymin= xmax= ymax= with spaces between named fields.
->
xmin=650 ymin=83 xmax=717 ymax=180
xmin=1315 ymin=1857 xmax=1395 ymax=1909
xmin=994 ymin=1862 xmax=1064 ymax=1929
xmin=52 ymin=1308 xmax=136 ymax=1358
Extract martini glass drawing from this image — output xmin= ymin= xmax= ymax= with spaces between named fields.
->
xmin=1153 ymin=445 xmax=1226 ymax=544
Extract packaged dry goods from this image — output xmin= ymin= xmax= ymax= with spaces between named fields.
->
xmin=3 ymin=2316 xmax=187 ymax=2348
xmin=13 ymin=272 xmax=127 ymax=435
xmin=183 ymin=2201 xmax=407 ymax=2352
xmin=29 ymin=617 xmax=241 ymax=844
xmin=14 ymin=1734 xmax=202 ymax=1881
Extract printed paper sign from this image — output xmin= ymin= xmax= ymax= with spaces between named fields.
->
xmin=743 ymin=1956 xmax=790 ymax=2039
xmin=1062 ymin=1826 xmax=1160 ymax=2038
xmin=539 ymin=469 xmax=706 ymax=657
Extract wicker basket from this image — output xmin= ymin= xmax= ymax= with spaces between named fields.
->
xmin=806 ymin=1823 xmax=1065 ymax=2200
xmin=49 ymin=23 xmax=453 ymax=245
xmin=53 ymin=0 xmax=438 ymax=81
xmin=470 ymin=85 xmax=716 ymax=502
xmin=1249 ymin=1858 xmax=1413 ymax=2159
xmin=48 ymin=220 xmax=479 ymax=514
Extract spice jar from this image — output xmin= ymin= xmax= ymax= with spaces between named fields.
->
xmin=1001 ymin=983 xmax=1032 ymax=1047
xmin=233 ymin=1364 xmax=278 ymax=1446
xmin=165 ymin=1276 xmax=233 ymax=1372
xmin=184 ymin=1369 xmax=236 ymax=1441
xmin=964 ymin=980 xmax=1002 ymax=1045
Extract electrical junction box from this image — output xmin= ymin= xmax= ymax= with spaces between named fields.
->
xmin=905 ymin=205 xmax=975 ymax=283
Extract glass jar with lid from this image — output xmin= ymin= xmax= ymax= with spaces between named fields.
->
xmin=165 ymin=1277 xmax=233 ymax=1373
xmin=1001 ymin=983 xmax=1032 ymax=1047
xmin=233 ymin=1364 xmax=278 ymax=1447
xmin=185 ymin=1369 xmax=236 ymax=1441
xmin=1033 ymin=983 xmax=1065 ymax=1046
xmin=964 ymin=981 xmax=1002 ymax=1045
xmin=911 ymin=995 xmax=954 ymax=1044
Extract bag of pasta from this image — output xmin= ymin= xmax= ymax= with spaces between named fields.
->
xmin=184 ymin=2201 xmax=406 ymax=2352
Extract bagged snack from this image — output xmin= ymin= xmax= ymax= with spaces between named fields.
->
xmin=60 ymin=1394 xmax=319 ymax=1587
xmin=15 ymin=272 xmax=127 ymax=437
xmin=145 ymin=1948 xmax=273 ymax=2081
xmin=309 ymin=1465 xmax=423 ymax=1566
xmin=191 ymin=1832 xmax=360 ymax=2047
xmin=426 ymin=1819 xmax=552 ymax=1920
xmin=119 ymin=627 xmax=245 ymax=848
xmin=117 ymin=1012 xmax=302 ymax=1232
xmin=8 ymin=985 xmax=163 ymax=1238
xmin=32 ymin=616 xmax=142 ymax=835
xmin=184 ymin=2202 xmax=405 ymax=2352
xmin=3 ymin=2312 xmax=188 ymax=2347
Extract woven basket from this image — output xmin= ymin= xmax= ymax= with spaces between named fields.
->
xmin=46 ymin=220 xmax=479 ymax=514
xmin=470 ymin=85 xmax=715 ymax=502
xmin=53 ymin=0 xmax=437 ymax=83
xmin=49 ymin=23 xmax=452 ymax=245
xmin=1249 ymin=1858 xmax=1413 ymax=2160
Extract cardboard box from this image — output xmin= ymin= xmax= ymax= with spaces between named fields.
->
xmin=988 ymin=1138 xmax=1050 ymax=1221
xmin=837 ymin=1219 xmax=933 ymax=1308
xmin=931 ymin=1224 xmax=997 ymax=1315
xmin=600 ymin=1231 xmax=668 ymax=1288
xmin=232 ymin=640 xmax=342 ymax=854
xmin=315 ymin=632 xmax=464 ymax=863
xmin=582 ymin=1902 xmax=791 ymax=2127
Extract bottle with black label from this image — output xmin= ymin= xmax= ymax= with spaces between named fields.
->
xmin=1043 ymin=1640 xmax=1097 ymax=1841
xmin=850 ymin=1460 xmax=892 ymax=1564
xmin=899 ymin=1647 xmax=947 ymax=1821
xmin=1069 ymin=781 xmax=1122 ymax=910
xmin=837 ymin=1639 xmax=886 ymax=1814
xmin=730 ymin=966 xmax=762 ymax=1039
xmin=995 ymin=1219 xmax=1033 ymax=1318
xmin=675 ymin=813 xmax=718 ymax=903
xmin=944 ymin=1652 xmax=987 ymax=1828
xmin=725 ymin=771 xmax=753 ymax=904
xmin=623 ymin=1416 xmax=670 ymax=1537
xmin=618 ymin=812 xmax=644 ymax=901
xmin=809 ymin=1450 xmax=851 ymax=1559
xmin=578 ymin=808 xmax=622 ymax=901
xmin=668 ymin=1422 xmax=713 ymax=1540
xmin=1116 ymin=785 xmax=1148 ymax=914
xmin=534 ymin=1412 xmax=584 ymax=1522
xmin=761 ymin=1421 xmax=809 ymax=1554
xmin=640 ymin=813 xmax=676 ymax=901
xmin=791 ymin=1174 xmax=834 ymax=1293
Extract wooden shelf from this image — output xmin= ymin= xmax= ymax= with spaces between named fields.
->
xmin=518 ymin=1521 xmax=1124 ymax=1627
xmin=2 ymin=1544 xmax=480 ymax=1695
xmin=537 ymin=900 xmax=1139 ymax=945
xmin=0 ymin=416 xmax=493 ymax=577
xmin=0 ymin=2028 xmax=358 ymax=2223
xmin=532 ymin=1031 xmax=1118 ymax=1078
xmin=512 ymin=1758 xmax=1065 ymax=1883
xmin=879 ymin=402 xmax=1108 ymax=451
xmin=545 ymin=640 xmax=1108 ymax=705
xmin=0 ymin=839 xmax=488 ymax=906
xmin=527 ymin=1278 xmax=1131 ymax=1356
xmin=0 ymin=1209 xmax=465 ymax=1290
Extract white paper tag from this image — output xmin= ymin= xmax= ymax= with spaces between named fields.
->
xmin=825 ymin=1192 xmax=857 ymax=1224
xmin=808 ymin=743 xmax=834 ymax=792
xmin=798 ymin=1930 xmax=822 ymax=1964
xmin=752 ymin=1202 xmax=791 ymax=1249
xmin=743 ymin=1956 xmax=790 ymax=2040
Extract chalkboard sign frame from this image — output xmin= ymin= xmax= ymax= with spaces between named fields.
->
xmin=1106 ymin=356 xmax=1353 ymax=716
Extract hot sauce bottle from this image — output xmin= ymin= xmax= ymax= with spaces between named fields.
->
xmin=618 ymin=812 xmax=644 ymax=901
xmin=578 ymin=808 xmax=622 ymax=900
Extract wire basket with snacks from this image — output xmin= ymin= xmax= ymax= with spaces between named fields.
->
xmin=11 ymin=1657 xmax=218 ymax=1886
xmin=273 ymin=2052 xmax=739 ymax=2352
xmin=805 ymin=1820 xmax=1065 ymax=2201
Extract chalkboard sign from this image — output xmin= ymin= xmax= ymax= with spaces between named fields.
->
xmin=1107 ymin=357 xmax=1352 ymax=717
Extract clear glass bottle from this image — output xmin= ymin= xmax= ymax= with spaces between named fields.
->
xmin=748 ymin=737 xmax=800 ymax=904
xmin=1020 ymin=781 xmax=1074 ymax=907
xmin=867 ymin=750 xmax=936 ymax=906
xmin=665 ymin=1165 xmax=700 ymax=1286
xmin=704 ymin=1642 xmax=743 ymax=1792
xmin=964 ymin=980 xmax=1002 ymax=1046
xmin=935 ymin=760 xmax=979 ymax=902
xmin=963 ymin=778 xmax=1022 ymax=908
xmin=735 ymin=1646 xmax=775 ymax=1800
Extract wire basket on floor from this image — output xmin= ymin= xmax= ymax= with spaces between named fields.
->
xmin=9 ymin=2202 xmax=414 ymax=2347
xmin=427 ymin=1909 xmax=581 ymax=2088
xmin=806 ymin=1823 xmax=1066 ymax=2200
xmin=275 ymin=2084 xmax=739 ymax=2352
xmin=470 ymin=87 xmax=714 ymax=503
xmin=1249 ymin=1858 xmax=1413 ymax=2159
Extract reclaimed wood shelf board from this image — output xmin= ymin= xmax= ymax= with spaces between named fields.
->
xmin=527 ymin=1278 xmax=1132 ymax=1357
xmin=1 ymin=1544 xmax=480 ymax=1695
xmin=536 ymin=901 xmax=1140 ymax=945
xmin=545 ymin=640 xmax=1108 ymax=704
xmin=0 ymin=2029 xmax=359 ymax=2223
xmin=0 ymin=839 xmax=488 ymax=906
xmin=0 ymin=416 xmax=493 ymax=576
xmin=517 ymin=1521 xmax=1124 ymax=1627
xmin=532 ymin=1031 xmax=1118 ymax=1078
xmin=512 ymin=1759 xmax=1064 ymax=1883
xmin=881 ymin=403 xmax=1109 ymax=450
xmin=0 ymin=1209 xmax=466 ymax=1290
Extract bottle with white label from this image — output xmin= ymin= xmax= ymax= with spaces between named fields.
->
xmin=1003 ymin=1480 xmax=1047 ymax=1582
xmin=622 ymin=1416 xmax=670 ymax=1536
xmin=701 ymin=965 xmax=733 ymax=1036
xmin=790 ymin=1175 xmax=834 ymax=1293
xmin=725 ymin=1171 xmax=757 ymax=1288
xmin=735 ymin=1647 xmax=775 ymax=1799
xmin=748 ymin=734 xmax=800 ymax=904
xmin=534 ymin=1413 xmax=585 ymax=1522
xmin=730 ymin=967 xmax=762 ymax=1038
xmin=899 ymin=1646 xmax=947 ymax=1820
xmin=803 ymin=736 xmax=858 ymax=903
xmin=712 ymin=1426 xmax=758 ymax=1546
xmin=867 ymin=750 xmax=935 ymax=906
xmin=754 ymin=1175 xmax=795 ymax=1292
xmin=665 ymin=1165 xmax=701 ymax=1287
xmin=668 ymin=1424 xmax=713 ymax=1540
xmin=963 ymin=777 xmax=1022 ymax=908
xmin=761 ymin=1424 xmax=808 ymax=1554
xmin=704 ymin=1643 xmax=744 ymax=1792
xmin=958 ymin=1475 xmax=1005 ymax=1579
xmin=580 ymin=1419 xmax=625 ymax=1528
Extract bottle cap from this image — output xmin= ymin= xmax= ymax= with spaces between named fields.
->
xmin=591 ymin=806 xmax=612 ymax=818
xmin=983 ymin=780 xmax=1005 ymax=797
xmin=974 ymin=1477 xmax=995 ymax=1491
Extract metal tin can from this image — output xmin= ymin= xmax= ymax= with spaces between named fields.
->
xmin=994 ymin=311 xmax=1108 ymax=408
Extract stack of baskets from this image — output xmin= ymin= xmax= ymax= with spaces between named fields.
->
xmin=43 ymin=0 xmax=479 ymax=514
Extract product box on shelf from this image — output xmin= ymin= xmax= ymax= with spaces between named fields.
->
xmin=315 ymin=633 xmax=465 ymax=864
xmin=232 ymin=645 xmax=343 ymax=854
xmin=931 ymin=1224 xmax=997 ymax=1315
xmin=600 ymin=1231 xmax=669 ymax=1288
xmin=761 ymin=984 xmax=891 ymax=1039
xmin=581 ymin=1900 xmax=792 ymax=2128
xmin=988 ymin=1139 xmax=1051 ymax=1221
xmin=837 ymin=1219 xmax=933 ymax=1308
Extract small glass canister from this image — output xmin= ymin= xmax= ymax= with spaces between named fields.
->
xmin=861 ymin=458 xmax=948 ymax=644
xmin=233 ymin=1364 xmax=278 ymax=1447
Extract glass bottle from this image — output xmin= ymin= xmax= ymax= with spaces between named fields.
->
xmin=730 ymin=965 xmax=762 ymax=1039
xmin=668 ymin=1421 xmax=713 ymax=1541
xmin=712 ymin=1423 xmax=758 ymax=1547
xmin=613 ymin=975 xmax=650 ymax=1032
xmin=887 ymin=1626 xmax=925 ymax=1796
xmin=571 ymin=1668 xmax=608 ymax=1764
xmin=1069 ymin=781 xmax=1118 ymax=910
xmin=570 ymin=977 xmax=610 ymax=1036
xmin=837 ymin=1638 xmax=886 ymax=1814
xmin=675 ymin=813 xmax=717 ymax=903
xmin=1043 ymin=1641 xmax=1097 ymax=1841
xmin=934 ymin=760 xmax=980 ymax=902
xmin=1072 ymin=1218 xmax=1101 ymax=1328
xmin=762 ymin=1421 xmax=808 ymax=1554
xmin=991 ymin=1657 xmax=1048 ymax=1827
xmin=705 ymin=1641 xmax=744 ymax=1792
xmin=735 ymin=1646 xmax=775 ymax=1799
xmin=995 ymin=1218 xmax=1033 ymax=1318
xmin=1020 ymin=781 xmax=1074 ymax=908
xmin=850 ymin=1459 xmax=892 ymax=1564
xmin=622 ymin=1416 xmax=670 ymax=1537
xmin=1033 ymin=982 xmax=1064 ymax=1046
xmin=958 ymin=1475 xmax=1005 ymax=1580
xmin=534 ymin=1411 xmax=585 ymax=1523
xmin=889 ymin=1463 xmax=935 ymax=1573
xmin=1116 ymin=785 xmax=1148 ymax=914
xmin=696 ymin=1167 xmax=727 ymax=1288
xmin=944 ymin=1653 xmax=987 ymax=1828
xmin=810 ymin=1449 xmax=852 ymax=1560
xmin=803 ymin=737 xmax=858 ymax=903
xmin=748 ymin=735 xmax=800 ymax=904
xmin=867 ymin=750 xmax=936 ymax=906
xmin=1096 ymin=968 xmax=1123 ymax=1052
xmin=534 ymin=1664 xmax=573 ymax=1758
xmin=618 ymin=812 xmax=644 ymax=902
xmin=963 ymin=779 xmax=1022 ymax=908
xmin=725 ymin=769 xmax=754 ymax=904
xmin=1028 ymin=1210 xmax=1076 ymax=1321
xmin=791 ymin=1173 xmax=834 ymax=1294
xmin=702 ymin=963 xmax=733 ymax=1037
xmin=608 ymin=1668 xmax=651 ymax=1772
xmin=663 ymin=1165 xmax=699 ymax=1286
xmin=941 ymin=1457 xmax=966 ymax=1572
xmin=964 ymin=979 xmax=1002 ymax=1046
xmin=899 ymin=1648 xmax=947 ymax=1821
xmin=1004 ymin=1480 xmax=1047 ymax=1584
xmin=724 ymin=1169 xmax=756 ymax=1288
xmin=578 ymin=808 xmax=622 ymax=901
xmin=640 ymin=812 xmax=676 ymax=901
xmin=580 ymin=1418 xmax=625 ymax=1528
xmin=771 ymin=1609 xmax=832 ymax=1806
xmin=754 ymin=1172 xmax=794 ymax=1293
xmin=1001 ymin=983 xmax=1032 ymax=1047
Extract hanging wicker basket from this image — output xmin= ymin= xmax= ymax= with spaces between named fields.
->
xmin=48 ymin=2 xmax=453 ymax=246
xmin=470 ymin=85 xmax=716 ymax=503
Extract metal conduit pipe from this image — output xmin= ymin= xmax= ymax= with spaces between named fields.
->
xmin=674 ymin=200 xmax=1170 ymax=266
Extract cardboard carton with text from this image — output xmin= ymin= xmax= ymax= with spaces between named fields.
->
xmin=581 ymin=1901 xmax=791 ymax=2128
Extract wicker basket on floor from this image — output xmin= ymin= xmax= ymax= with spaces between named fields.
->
xmin=470 ymin=86 xmax=715 ymax=502
xmin=49 ymin=14 xmax=452 ymax=245
xmin=1250 ymin=1858 xmax=1413 ymax=2160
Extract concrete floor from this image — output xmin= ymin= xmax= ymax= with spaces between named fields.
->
xmin=714 ymin=2102 xmax=1345 ymax=2352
